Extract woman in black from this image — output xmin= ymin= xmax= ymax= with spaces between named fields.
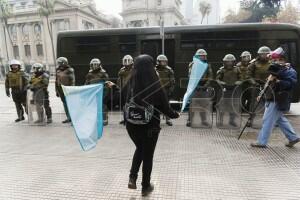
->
xmin=107 ymin=55 xmax=179 ymax=196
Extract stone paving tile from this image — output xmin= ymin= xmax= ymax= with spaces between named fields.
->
xmin=1 ymin=83 xmax=300 ymax=199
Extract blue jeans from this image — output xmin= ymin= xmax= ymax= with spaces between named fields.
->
xmin=257 ymin=102 xmax=299 ymax=145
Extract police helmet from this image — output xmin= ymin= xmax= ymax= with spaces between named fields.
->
xmin=156 ymin=54 xmax=168 ymax=65
xmin=32 ymin=63 xmax=44 ymax=73
xmin=195 ymin=49 xmax=207 ymax=56
xmin=223 ymin=54 xmax=236 ymax=62
xmin=257 ymin=46 xmax=271 ymax=54
xmin=56 ymin=57 xmax=68 ymax=67
xmin=90 ymin=58 xmax=101 ymax=70
xmin=240 ymin=51 xmax=252 ymax=61
xmin=9 ymin=59 xmax=21 ymax=68
xmin=240 ymin=51 xmax=251 ymax=58
xmin=122 ymin=55 xmax=133 ymax=66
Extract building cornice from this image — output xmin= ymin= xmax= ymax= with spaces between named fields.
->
xmin=7 ymin=3 xmax=111 ymax=26
xmin=121 ymin=7 xmax=184 ymax=19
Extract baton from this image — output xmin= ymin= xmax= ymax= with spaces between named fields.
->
xmin=238 ymin=78 xmax=271 ymax=140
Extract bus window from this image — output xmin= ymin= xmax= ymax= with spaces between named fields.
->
xmin=119 ymin=35 xmax=137 ymax=53
xmin=120 ymin=43 xmax=136 ymax=53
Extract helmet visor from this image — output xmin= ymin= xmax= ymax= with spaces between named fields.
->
xmin=123 ymin=59 xmax=131 ymax=66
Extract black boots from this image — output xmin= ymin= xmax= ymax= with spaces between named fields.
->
xmin=62 ymin=119 xmax=71 ymax=123
xmin=142 ymin=184 xmax=154 ymax=196
xmin=15 ymin=116 xmax=25 ymax=122
xmin=128 ymin=177 xmax=137 ymax=189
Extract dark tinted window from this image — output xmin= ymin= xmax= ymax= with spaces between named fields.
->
xmin=119 ymin=35 xmax=136 ymax=53
xmin=60 ymin=36 xmax=111 ymax=53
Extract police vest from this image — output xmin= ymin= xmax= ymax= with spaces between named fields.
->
xmin=85 ymin=69 xmax=108 ymax=85
xmin=118 ymin=66 xmax=132 ymax=87
xmin=237 ymin=63 xmax=249 ymax=81
xmin=7 ymin=71 xmax=24 ymax=88
xmin=253 ymin=61 xmax=270 ymax=81
xmin=218 ymin=67 xmax=240 ymax=85
xmin=30 ymin=73 xmax=49 ymax=89
xmin=56 ymin=67 xmax=75 ymax=86
xmin=156 ymin=66 xmax=173 ymax=89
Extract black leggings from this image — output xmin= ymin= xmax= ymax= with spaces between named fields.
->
xmin=126 ymin=123 xmax=160 ymax=188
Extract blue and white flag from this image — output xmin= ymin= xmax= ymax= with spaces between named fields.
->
xmin=181 ymin=56 xmax=208 ymax=112
xmin=62 ymin=83 xmax=104 ymax=151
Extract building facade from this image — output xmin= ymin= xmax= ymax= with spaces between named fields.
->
xmin=183 ymin=0 xmax=220 ymax=25
xmin=121 ymin=0 xmax=185 ymax=27
xmin=0 ymin=0 xmax=112 ymax=75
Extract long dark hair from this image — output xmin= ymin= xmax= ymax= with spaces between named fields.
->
xmin=126 ymin=54 xmax=166 ymax=105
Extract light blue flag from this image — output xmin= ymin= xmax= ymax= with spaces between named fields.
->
xmin=62 ymin=83 xmax=104 ymax=151
xmin=181 ymin=56 xmax=208 ymax=112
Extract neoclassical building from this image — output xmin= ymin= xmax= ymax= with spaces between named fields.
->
xmin=0 ymin=0 xmax=112 ymax=74
xmin=121 ymin=0 xmax=185 ymax=27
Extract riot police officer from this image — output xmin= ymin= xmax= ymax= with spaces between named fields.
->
xmin=85 ymin=58 xmax=109 ymax=125
xmin=186 ymin=49 xmax=213 ymax=127
xmin=247 ymin=46 xmax=271 ymax=84
xmin=118 ymin=55 xmax=133 ymax=88
xmin=237 ymin=51 xmax=252 ymax=112
xmin=55 ymin=57 xmax=75 ymax=123
xmin=237 ymin=51 xmax=251 ymax=80
xmin=216 ymin=54 xmax=241 ymax=127
xmin=118 ymin=55 xmax=134 ymax=124
xmin=247 ymin=46 xmax=271 ymax=126
xmin=28 ymin=63 xmax=52 ymax=123
xmin=5 ymin=59 xmax=29 ymax=122
xmin=155 ymin=54 xmax=175 ymax=126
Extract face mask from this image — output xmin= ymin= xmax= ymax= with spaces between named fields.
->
xmin=224 ymin=61 xmax=234 ymax=68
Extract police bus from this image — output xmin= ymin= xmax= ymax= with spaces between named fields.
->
xmin=57 ymin=23 xmax=300 ymax=102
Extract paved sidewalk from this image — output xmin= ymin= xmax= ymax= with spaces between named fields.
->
xmin=0 ymin=84 xmax=300 ymax=199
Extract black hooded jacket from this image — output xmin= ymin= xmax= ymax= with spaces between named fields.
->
xmin=111 ymin=55 xmax=178 ymax=127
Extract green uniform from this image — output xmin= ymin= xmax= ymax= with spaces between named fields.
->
xmin=85 ymin=68 xmax=109 ymax=124
xmin=156 ymin=65 xmax=175 ymax=97
xmin=117 ymin=66 xmax=132 ymax=88
xmin=85 ymin=68 xmax=108 ymax=85
xmin=216 ymin=66 xmax=241 ymax=86
xmin=187 ymin=62 xmax=214 ymax=127
xmin=55 ymin=65 xmax=75 ymax=120
xmin=29 ymin=72 xmax=52 ymax=119
xmin=247 ymin=59 xmax=271 ymax=117
xmin=216 ymin=65 xmax=241 ymax=127
xmin=236 ymin=62 xmax=251 ymax=112
xmin=188 ymin=62 xmax=213 ymax=86
xmin=247 ymin=60 xmax=271 ymax=84
xmin=236 ymin=62 xmax=249 ymax=81
xmin=5 ymin=70 xmax=29 ymax=119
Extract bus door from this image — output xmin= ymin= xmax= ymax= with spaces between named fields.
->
xmin=141 ymin=39 xmax=175 ymax=70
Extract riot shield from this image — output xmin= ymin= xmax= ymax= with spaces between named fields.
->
xmin=189 ymin=98 xmax=213 ymax=128
xmin=27 ymin=90 xmax=46 ymax=125
xmin=189 ymin=87 xmax=214 ymax=128
xmin=247 ymin=86 xmax=265 ymax=129
xmin=216 ymin=97 xmax=241 ymax=129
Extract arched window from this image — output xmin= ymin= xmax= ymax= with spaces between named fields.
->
xmin=9 ymin=25 xmax=17 ymax=40
xmin=22 ymin=24 xmax=29 ymax=35
xmin=34 ymin=24 xmax=41 ymax=35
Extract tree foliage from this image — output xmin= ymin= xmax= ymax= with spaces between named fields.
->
xmin=243 ymin=0 xmax=282 ymax=22
xmin=0 ymin=0 xmax=12 ymax=23
xmin=223 ymin=8 xmax=252 ymax=23
xmin=37 ymin=0 xmax=55 ymax=17
xmin=199 ymin=0 xmax=212 ymax=24
xmin=0 ymin=0 xmax=13 ymax=64
xmin=276 ymin=2 xmax=300 ymax=24
xmin=37 ymin=0 xmax=56 ymax=67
